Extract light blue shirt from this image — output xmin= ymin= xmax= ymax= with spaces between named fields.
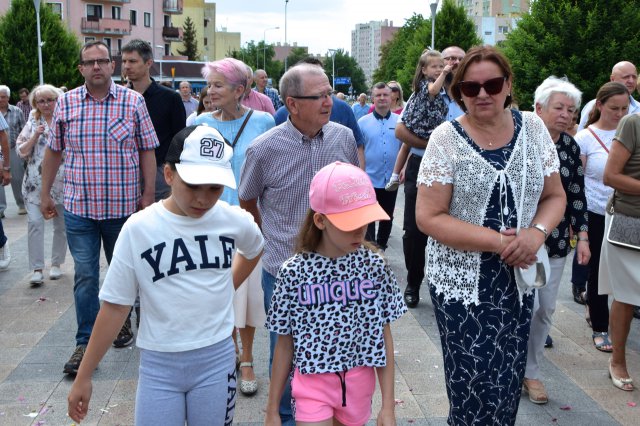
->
xmin=402 ymin=91 xmax=463 ymax=157
xmin=195 ymin=110 xmax=275 ymax=205
xmin=358 ymin=110 xmax=401 ymax=188
xmin=352 ymin=102 xmax=371 ymax=121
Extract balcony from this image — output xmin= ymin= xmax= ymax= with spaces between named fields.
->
xmin=163 ymin=0 xmax=183 ymax=14
xmin=81 ymin=17 xmax=131 ymax=35
xmin=81 ymin=0 xmax=131 ymax=3
xmin=162 ymin=26 xmax=183 ymax=41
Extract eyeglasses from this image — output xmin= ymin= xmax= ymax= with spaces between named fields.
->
xmin=290 ymin=91 xmax=332 ymax=101
xmin=36 ymin=98 xmax=56 ymax=105
xmin=457 ymin=76 xmax=507 ymax=97
xmin=79 ymin=58 xmax=111 ymax=67
xmin=390 ymin=87 xmax=400 ymax=92
xmin=444 ymin=56 xmax=464 ymax=62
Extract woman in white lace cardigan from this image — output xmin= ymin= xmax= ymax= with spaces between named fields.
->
xmin=415 ymin=46 xmax=566 ymax=425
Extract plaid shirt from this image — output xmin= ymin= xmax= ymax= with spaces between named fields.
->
xmin=254 ymin=87 xmax=282 ymax=111
xmin=3 ymin=105 xmax=26 ymax=148
xmin=239 ymin=119 xmax=359 ymax=276
xmin=16 ymin=100 xmax=32 ymax=122
xmin=48 ymin=82 xmax=159 ymax=220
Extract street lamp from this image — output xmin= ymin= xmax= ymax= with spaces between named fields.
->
xmin=284 ymin=0 xmax=290 ymax=71
xmin=33 ymin=0 xmax=44 ymax=85
xmin=430 ymin=1 xmax=438 ymax=50
xmin=155 ymin=45 xmax=164 ymax=84
xmin=263 ymin=27 xmax=279 ymax=70
xmin=328 ymin=49 xmax=337 ymax=90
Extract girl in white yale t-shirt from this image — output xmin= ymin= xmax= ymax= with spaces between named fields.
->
xmin=265 ymin=162 xmax=407 ymax=426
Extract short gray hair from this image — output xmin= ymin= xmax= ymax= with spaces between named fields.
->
xmin=534 ymin=76 xmax=582 ymax=110
xmin=0 ymin=85 xmax=9 ymax=97
xmin=279 ymin=64 xmax=327 ymax=105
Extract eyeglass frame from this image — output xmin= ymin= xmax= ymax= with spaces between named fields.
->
xmin=36 ymin=98 xmax=57 ymax=105
xmin=457 ymin=76 xmax=507 ymax=98
xmin=444 ymin=56 xmax=464 ymax=62
xmin=289 ymin=91 xmax=333 ymax=101
xmin=79 ymin=58 xmax=112 ymax=67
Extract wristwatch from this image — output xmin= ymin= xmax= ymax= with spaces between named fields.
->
xmin=2 ymin=166 xmax=10 ymax=171
xmin=531 ymin=223 xmax=548 ymax=238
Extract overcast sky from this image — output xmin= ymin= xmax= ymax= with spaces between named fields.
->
xmin=207 ymin=0 xmax=439 ymax=55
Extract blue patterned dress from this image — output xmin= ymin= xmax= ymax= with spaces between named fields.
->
xmin=430 ymin=110 xmax=534 ymax=425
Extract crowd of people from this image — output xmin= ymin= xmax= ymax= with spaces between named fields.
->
xmin=0 ymin=38 xmax=638 ymax=426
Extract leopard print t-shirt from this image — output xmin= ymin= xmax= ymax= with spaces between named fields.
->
xmin=266 ymin=247 xmax=407 ymax=374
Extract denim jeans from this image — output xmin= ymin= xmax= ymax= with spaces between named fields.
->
xmin=64 ymin=211 xmax=128 ymax=346
xmin=262 ymin=269 xmax=294 ymax=426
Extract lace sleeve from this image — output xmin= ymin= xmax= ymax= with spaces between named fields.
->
xmin=417 ymin=124 xmax=454 ymax=187
xmin=529 ymin=113 xmax=560 ymax=176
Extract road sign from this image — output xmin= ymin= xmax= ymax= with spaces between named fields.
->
xmin=334 ymin=77 xmax=351 ymax=85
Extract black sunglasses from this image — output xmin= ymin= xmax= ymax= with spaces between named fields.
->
xmin=458 ymin=76 xmax=506 ymax=97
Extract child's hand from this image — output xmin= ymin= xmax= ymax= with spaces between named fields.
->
xmin=67 ymin=378 xmax=93 ymax=423
xmin=376 ymin=406 xmax=396 ymax=426
xmin=443 ymin=64 xmax=453 ymax=75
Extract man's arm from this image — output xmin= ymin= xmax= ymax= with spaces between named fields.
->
xmin=395 ymin=122 xmax=428 ymax=149
xmin=40 ymin=147 xmax=63 ymax=218
xmin=239 ymin=198 xmax=262 ymax=229
xmin=138 ymin=149 xmax=156 ymax=209
xmin=0 ymin=130 xmax=10 ymax=186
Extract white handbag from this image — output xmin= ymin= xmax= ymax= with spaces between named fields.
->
xmin=513 ymin=123 xmax=550 ymax=294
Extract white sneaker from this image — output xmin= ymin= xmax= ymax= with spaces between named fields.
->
xmin=385 ymin=178 xmax=400 ymax=192
xmin=49 ymin=266 xmax=62 ymax=280
xmin=0 ymin=243 xmax=10 ymax=270
xmin=30 ymin=271 xmax=44 ymax=284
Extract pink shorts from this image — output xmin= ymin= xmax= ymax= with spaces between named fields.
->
xmin=291 ymin=366 xmax=375 ymax=426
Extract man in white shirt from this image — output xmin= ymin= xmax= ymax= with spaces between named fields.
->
xmin=578 ymin=61 xmax=640 ymax=130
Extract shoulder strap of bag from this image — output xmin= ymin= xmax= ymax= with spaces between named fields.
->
xmin=587 ymin=126 xmax=610 ymax=153
xmin=230 ymin=109 xmax=254 ymax=148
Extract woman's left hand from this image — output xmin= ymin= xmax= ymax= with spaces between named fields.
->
xmin=576 ymin=240 xmax=591 ymax=265
xmin=499 ymin=228 xmax=544 ymax=268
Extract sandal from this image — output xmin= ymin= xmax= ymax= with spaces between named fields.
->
xmin=523 ymin=378 xmax=549 ymax=404
xmin=239 ymin=362 xmax=258 ymax=396
xmin=609 ymin=359 xmax=634 ymax=391
xmin=592 ymin=332 xmax=613 ymax=353
xmin=573 ymin=287 xmax=587 ymax=305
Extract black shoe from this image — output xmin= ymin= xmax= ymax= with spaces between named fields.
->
xmin=634 ymin=306 xmax=640 ymax=320
xmin=63 ymin=345 xmax=86 ymax=375
xmin=404 ymin=291 xmax=419 ymax=308
xmin=544 ymin=335 xmax=553 ymax=348
xmin=113 ymin=318 xmax=134 ymax=348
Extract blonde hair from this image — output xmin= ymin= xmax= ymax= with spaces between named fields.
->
xmin=412 ymin=49 xmax=442 ymax=92
xmin=30 ymin=84 xmax=63 ymax=120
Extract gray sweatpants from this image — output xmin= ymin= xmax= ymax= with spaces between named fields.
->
xmin=135 ymin=337 xmax=237 ymax=425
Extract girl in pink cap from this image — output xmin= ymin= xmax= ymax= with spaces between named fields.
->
xmin=264 ymin=161 xmax=407 ymax=426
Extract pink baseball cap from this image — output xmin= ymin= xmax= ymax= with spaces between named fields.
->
xmin=309 ymin=162 xmax=390 ymax=231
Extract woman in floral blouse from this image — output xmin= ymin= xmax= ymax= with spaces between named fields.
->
xmin=16 ymin=84 xmax=66 ymax=285
xmin=523 ymin=76 xmax=590 ymax=404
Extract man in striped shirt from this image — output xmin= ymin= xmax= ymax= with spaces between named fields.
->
xmin=239 ymin=63 xmax=358 ymax=425
xmin=40 ymin=41 xmax=159 ymax=375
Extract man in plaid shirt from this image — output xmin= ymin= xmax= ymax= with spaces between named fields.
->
xmin=40 ymin=41 xmax=159 ymax=375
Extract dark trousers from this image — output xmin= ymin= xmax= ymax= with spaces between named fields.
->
xmin=402 ymin=154 xmax=429 ymax=294
xmin=586 ymin=211 xmax=609 ymax=333
xmin=366 ymin=187 xmax=398 ymax=249
xmin=0 ymin=217 xmax=6 ymax=247
xmin=571 ymin=247 xmax=589 ymax=289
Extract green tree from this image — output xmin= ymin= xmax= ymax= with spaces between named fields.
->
xmin=0 ymin=0 xmax=81 ymax=96
xmin=177 ymin=16 xmax=198 ymax=60
xmin=286 ymin=47 xmax=310 ymax=68
xmin=374 ymin=0 xmax=481 ymax=97
xmin=502 ymin=0 xmax=640 ymax=110
xmin=324 ymin=49 xmax=367 ymax=96
xmin=230 ymin=41 xmax=281 ymax=85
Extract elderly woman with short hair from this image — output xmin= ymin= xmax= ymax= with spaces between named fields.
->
xmin=523 ymin=76 xmax=590 ymax=404
xmin=15 ymin=84 xmax=66 ymax=285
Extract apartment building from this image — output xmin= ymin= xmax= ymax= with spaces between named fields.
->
xmin=457 ymin=0 xmax=530 ymax=44
xmin=351 ymin=19 xmax=399 ymax=85
xmin=0 ymin=0 xmax=184 ymax=57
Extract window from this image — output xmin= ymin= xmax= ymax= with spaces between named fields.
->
xmin=117 ymin=39 xmax=123 ymax=55
xmin=87 ymin=4 xmax=102 ymax=21
xmin=164 ymin=15 xmax=171 ymax=27
xmin=498 ymin=26 xmax=509 ymax=34
xmin=48 ymin=2 xmax=62 ymax=18
xmin=130 ymin=10 xmax=137 ymax=26
xmin=84 ymin=37 xmax=96 ymax=43
xmin=104 ymin=37 xmax=112 ymax=52
xmin=112 ymin=6 xmax=121 ymax=20
xmin=144 ymin=12 xmax=151 ymax=27
xmin=203 ymin=37 xmax=208 ymax=46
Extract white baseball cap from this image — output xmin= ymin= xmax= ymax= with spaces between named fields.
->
xmin=165 ymin=124 xmax=236 ymax=188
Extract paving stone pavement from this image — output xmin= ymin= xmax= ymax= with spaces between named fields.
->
xmin=0 ymin=189 xmax=639 ymax=425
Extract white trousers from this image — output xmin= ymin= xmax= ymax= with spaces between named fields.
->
xmin=525 ymin=256 xmax=567 ymax=380
xmin=26 ymin=202 xmax=67 ymax=270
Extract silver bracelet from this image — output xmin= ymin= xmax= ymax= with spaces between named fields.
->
xmin=531 ymin=223 xmax=548 ymax=238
